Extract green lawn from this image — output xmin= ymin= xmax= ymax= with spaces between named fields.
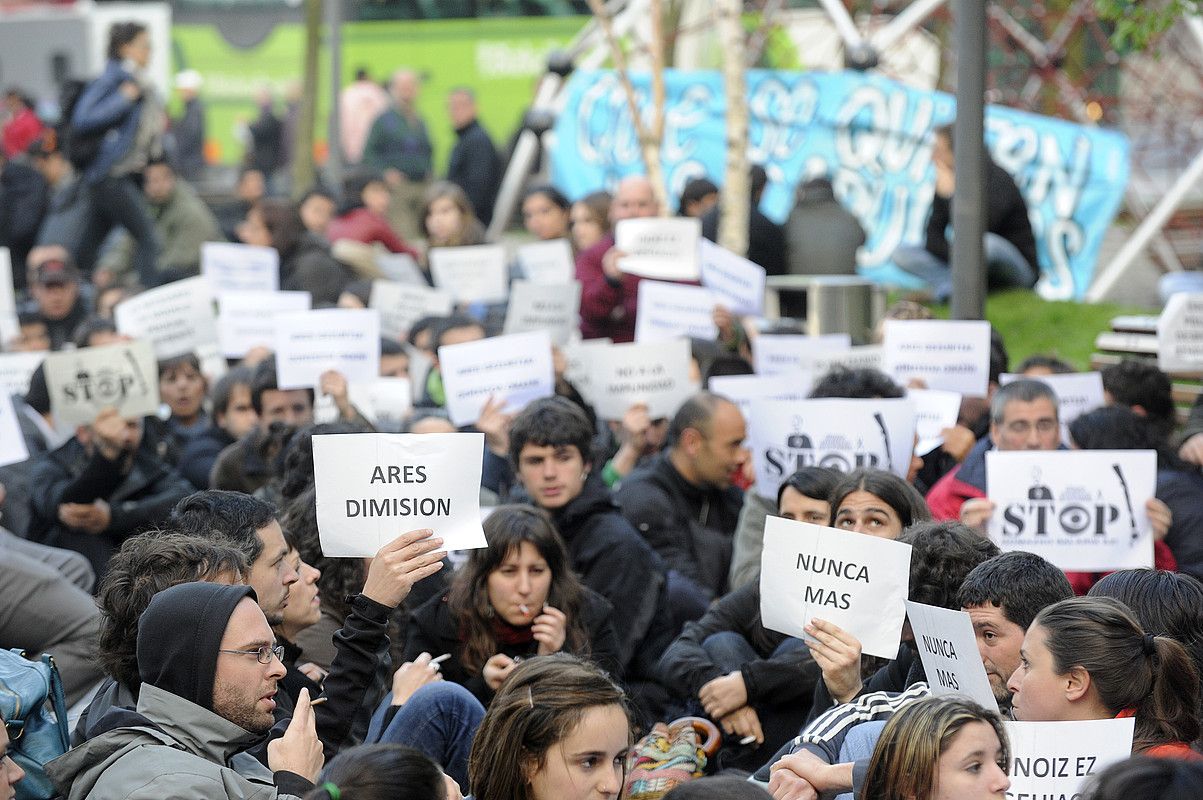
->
xmin=922 ymin=290 xmax=1158 ymax=371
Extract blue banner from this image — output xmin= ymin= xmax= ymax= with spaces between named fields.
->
xmin=549 ymin=69 xmax=1129 ymax=300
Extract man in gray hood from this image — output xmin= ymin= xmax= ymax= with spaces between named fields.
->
xmin=47 ymin=581 xmax=323 ymax=799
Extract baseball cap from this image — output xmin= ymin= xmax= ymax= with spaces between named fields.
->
xmin=34 ymin=258 xmax=81 ymax=285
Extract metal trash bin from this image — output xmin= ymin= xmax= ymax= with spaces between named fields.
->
xmin=764 ymin=275 xmax=886 ymax=345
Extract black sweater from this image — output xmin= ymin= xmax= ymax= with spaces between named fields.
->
xmin=924 ymin=157 xmax=1039 ymax=272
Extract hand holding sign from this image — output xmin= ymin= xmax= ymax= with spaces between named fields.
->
xmin=360 ymin=528 xmax=447 ymax=608
xmin=803 ymin=618 xmax=864 ymax=703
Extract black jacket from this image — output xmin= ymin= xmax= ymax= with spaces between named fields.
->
xmin=279 ymin=232 xmax=354 ymax=306
xmin=548 ymin=476 xmax=672 ymax=670
xmin=925 ymin=158 xmax=1039 ymax=273
xmin=172 ymin=98 xmax=206 ymax=180
xmin=701 ymin=202 xmax=788 ymax=277
xmin=446 ymin=120 xmax=502 ymax=226
xmin=404 ymin=586 xmax=621 ymax=706
xmin=26 ymin=436 xmax=194 ymax=581
xmin=658 ymin=582 xmax=820 ymax=709
xmin=802 ymin=644 xmax=923 ymax=728
xmin=179 ymin=425 xmax=235 ymax=489
xmin=615 ymin=453 xmax=744 ymax=600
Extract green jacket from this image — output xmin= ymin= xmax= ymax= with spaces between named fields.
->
xmin=101 ymin=180 xmax=223 ymax=285
xmin=46 ymin=683 xmax=309 ymax=800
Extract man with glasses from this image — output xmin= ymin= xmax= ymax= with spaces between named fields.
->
xmin=48 ymin=581 xmax=324 ymax=799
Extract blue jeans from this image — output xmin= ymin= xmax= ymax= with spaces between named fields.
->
xmin=701 ymin=631 xmax=807 ymax=672
xmin=895 ymin=233 xmax=1037 ymax=302
xmin=78 ymin=175 xmax=160 ymax=286
xmin=365 ymin=682 xmax=485 ymax=788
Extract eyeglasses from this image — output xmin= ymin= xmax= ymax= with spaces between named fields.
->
xmin=219 ymin=645 xmax=285 ymax=665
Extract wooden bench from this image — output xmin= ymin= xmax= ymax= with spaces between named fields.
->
xmin=1089 ymin=316 xmax=1201 ymax=426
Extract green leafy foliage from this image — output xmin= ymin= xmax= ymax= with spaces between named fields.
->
xmin=1095 ymin=0 xmax=1198 ymax=52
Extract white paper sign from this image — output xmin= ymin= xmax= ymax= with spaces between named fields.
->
xmin=909 ymin=388 xmax=963 ymax=457
xmin=503 ymin=281 xmax=582 ymax=346
xmin=43 ymin=339 xmax=160 ymax=425
xmin=985 ymin=449 xmax=1156 ymax=571
xmin=809 ymin=345 xmax=886 ymax=378
xmin=759 ymin=516 xmax=912 ymax=660
xmin=0 ymin=392 xmax=29 ymax=467
xmin=517 ymin=239 xmax=575 ymax=285
xmin=754 ymin=334 xmax=852 ymax=375
xmin=274 ymin=309 xmax=381 ymax=390
xmin=1157 ymin=292 xmax=1203 ymax=372
xmin=0 ymin=351 xmax=46 ymax=397
xmin=1004 ymin=719 xmax=1134 ymax=800
xmin=561 ymin=337 xmax=611 ymax=403
xmin=708 ymin=373 xmax=812 ymax=421
xmin=905 ymin=601 xmax=999 ymax=712
xmin=634 ymin=280 xmax=718 ymax=343
xmin=201 ymin=242 xmax=279 ymax=293
xmin=114 ymin=276 xmax=218 ymax=360
xmin=1000 ymin=372 xmax=1104 ymax=444
xmin=370 ymin=281 xmax=455 ymax=342
xmin=376 ymin=252 xmax=427 ymax=285
xmin=588 ymin=338 xmax=698 ymax=420
xmin=883 ymin=319 xmax=992 ymax=396
xmin=347 ymin=378 xmax=413 ymax=431
xmin=313 ymin=432 xmax=487 ymax=556
xmin=429 ymin=245 xmax=508 ymax=304
xmin=748 ymin=398 xmax=916 ymax=495
xmin=0 ymin=248 xmax=17 ymax=346
xmin=217 ymin=290 xmax=312 ymax=358
xmin=698 ymin=238 xmax=766 ymax=316
xmin=615 ymin=217 xmax=701 ymax=281
xmin=438 ymin=330 xmax=555 ymax=426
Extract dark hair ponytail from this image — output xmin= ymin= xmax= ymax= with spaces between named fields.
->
xmin=1144 ymin=635 xmax=1201 ymax=750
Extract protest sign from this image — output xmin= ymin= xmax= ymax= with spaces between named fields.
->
xmin=429 ymin=244 xmax=508 ymax=304
xmin=985 ymin=449 xmax=1156 ymax=571
xmin=274 ymin=309 xmax=381 ymax=390
xmin=909 ymin=388 xmax=963 ymax=457
xmin=0 ymin=248 xmax=16 ymax=346
xmin=904 ymin=601 xmax=999 ymax=712
xmin=698 ymin=238 xmax=766 ymax=316
xmin=1157 ymin=292 xmax=1203 ymax=372
xmin=810 ymin=345 xmax=886 ymax=378
xmin=588 ymin=338 xmax=698 ymax=420
xmin=0 ymin=392 xmax=28 ymax=467
xmin=1004 ymin=719 xmax=1134 ymax=800
xmin=561 ymin=337 xmax=611 ymax=404
xmin=760 ymin=516 xmax=912 ymax=659
xmin=201 ymin=242 xmax=279 ymax=293
xmin=517 ymin=239 xmax=575 ymax=285
xmin=1000 ymin=371 xmax=1104 ymax=444
xmin=370 ymin=281 xmax=455 ymax=342
xmin=438 ymin=330 xmax=555 ymax=426
xmin=406 ymin=345 xmax=433 ymax=401
xmin=883 ymin=320 xmax=992 ymax=396
xmin=114 ymin=276 xmax=218 ymax=360
xmin=347 ymin=378 xmax=413 ymax=431
xmin=708 ymin=373 xmax=812 ymax=421
xmin=0 ymin=351 xmax=45 ymax=397
xmin=748 ymin=398 xmax=916 ymax=495
xmin=753 ymin=334 xmax=852 ymax=375
xmin=312 ymin=431 xmax=487 ymax=556
xmin=503 ymin=281 xmax=582 ymax=346
xmin=217 ymin=290 xmax=312 ymax=358
xmin=44 ymin=339 xmax=159 ymax=425
xmin=376 ymin=251 xmax=427 ymax=285
xmin=615 ymin=217 xmax=701 ymax=281
xmin=635 ymin=280 xmax=718 ymax=343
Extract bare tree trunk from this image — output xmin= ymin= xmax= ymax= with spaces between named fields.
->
xmin=291 ymin=0 xmax=321 ymax=199
xmin=587 ymin=0 xmax=671 ymax=214
xmin=716 ymin=0 xmax=749 ymax=255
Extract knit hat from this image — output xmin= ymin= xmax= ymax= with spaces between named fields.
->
xmin=137 ymin=582 xmax=257 ymax=711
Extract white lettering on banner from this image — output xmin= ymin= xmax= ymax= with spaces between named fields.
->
xmin=43 ymin=340 xmax=160 ymax=425
xmin=985 ymin=450 xmax=1156 ymax=572
xmin=114 ymin=276 xmax=218 ymax=360
xmin=698 ymin=239 xmax=766 ymax=316
xmin=1157 ymin=292 xmax=1203 ymax=372
xmin=201 ymin=242 xmax=279 ymax=293
xmin=1003 ymin=719 xmax=1134 ymax=800
xmin=615 ymin=217 xmax=702 ymax=281
xmin=1000 ymin=371 xmax=1104 ymax=445
xmin=0 ymin=392 xmax=29 ymax=467
xmin=883 ymin=320 xmax=992 ymax=396
xmin=908 ymin=388 xmax=962 ymax=457
xmin=217 ymin=290 xmax=312 ymax=358
xmin=587 ymin=338 xmax=698 ymax=420
xmin=503 ymin=281 xmax=582 ymax=346
xmin=438 ymin=330 xmax=555 ymax=427
xmin=904 ymin=601 xmax=999 ymax=712
xmin=749 ymin=398 xmax=916 ymax=495
xmin=759 ymin=516 xmax=912 ymax=659
xmin=429 ymin=245 xmax=509 ymax=304
xmin=517 ymin=239 xmax=575 ymax=285
xmin=753 ymin=334 xmax=852 ymax=375
xmin=274 ymin=309 xmax=381 ymax=390
xmin=0 ymin=351 xmax=46 ymax=397
xmin=634 ymin=280 xmax=718 ymax=343
xmin=313 ymin=432 xmax=487 ymax=557
xmin=370 ymin=281 xmax=455 ymax=342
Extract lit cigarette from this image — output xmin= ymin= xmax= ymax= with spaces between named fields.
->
xmin=739 ymin=735 xmax=757 ymax=745
xmin=310 ymin=697 xmax=328 ymax=706
xmin=519 ymin=604 xmax=531 ymax=615
xmin=430 ymin=653 xmax=452 ymax=665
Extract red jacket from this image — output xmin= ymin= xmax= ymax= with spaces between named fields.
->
xmin=2 ymin=108 xmax=43 ymax=158
xmin=575 ymin=234 xmax=641 ymax=343
xmin=326 ymin=207 xmax=419 ymax=260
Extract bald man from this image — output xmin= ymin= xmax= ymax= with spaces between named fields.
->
xmin=575 ymin=176 xmax=659 ymax=343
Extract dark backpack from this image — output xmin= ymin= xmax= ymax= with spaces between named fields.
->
xmin=57 ymin=78 xmax=105 ymax=171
